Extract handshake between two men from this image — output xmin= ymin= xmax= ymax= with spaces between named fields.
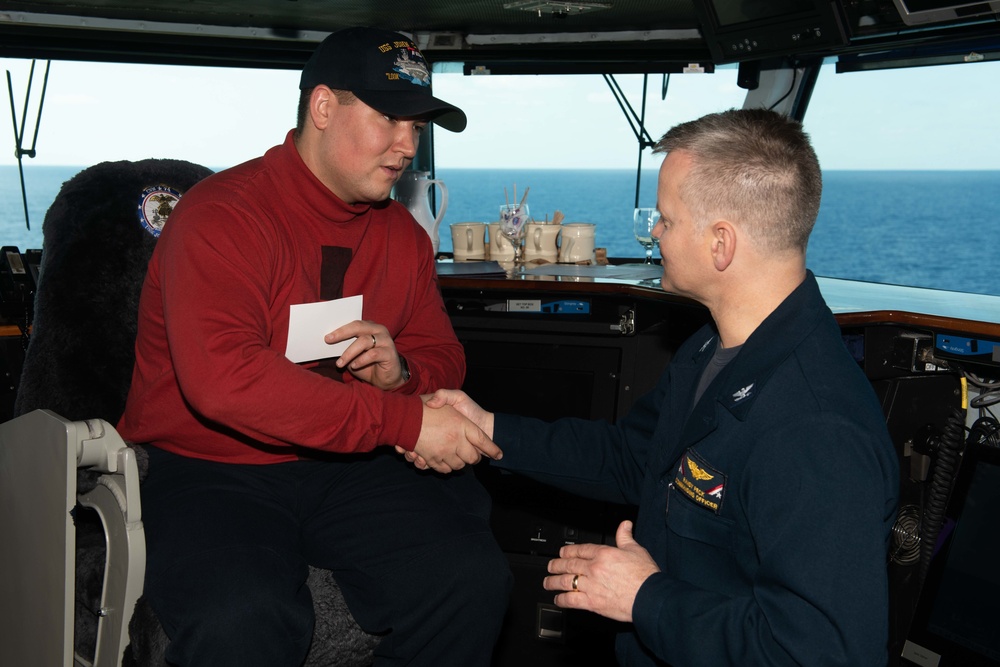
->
xmin=397 ymin=388 xmax=661 ymax=626
xmin=396 ymin=389 xmax=499 ymax=473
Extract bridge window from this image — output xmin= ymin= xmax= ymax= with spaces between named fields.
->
xmin=804 ymin=60 xmax=1000 ymax=296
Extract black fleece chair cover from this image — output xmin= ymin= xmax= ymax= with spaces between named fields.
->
xmin=14 ymin=159 xmax=378 ymax=667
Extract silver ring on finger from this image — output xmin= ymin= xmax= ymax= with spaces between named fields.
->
xmin=370 ymin=334 xmax=377 ymax=349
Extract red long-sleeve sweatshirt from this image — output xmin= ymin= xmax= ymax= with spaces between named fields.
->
xmin=117 ymin=131 xmax=464 ymax=463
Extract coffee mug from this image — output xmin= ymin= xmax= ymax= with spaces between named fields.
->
xmin=450 ymin=222 xmax=486 ymax=261
xmin=524 ymin=222 xmax=560 ymax=262
xmin=558 ymin=222 xmax=596 ymax=263
xmin=487 ymin=222 xmax=515 ymax=262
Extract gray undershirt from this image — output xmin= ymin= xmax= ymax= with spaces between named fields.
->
xmin=693 ymin=340 xmax=743 ymax=408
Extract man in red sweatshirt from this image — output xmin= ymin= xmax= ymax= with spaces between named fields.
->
xmin=118 ymin=27 xmax=511 ymax=666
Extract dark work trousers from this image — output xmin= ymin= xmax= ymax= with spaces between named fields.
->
xmin=141 ymin=445 xmax=513 ymax=667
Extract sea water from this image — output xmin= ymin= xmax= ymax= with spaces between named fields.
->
xmin=2 ymin=165 xmax=998 ymax=296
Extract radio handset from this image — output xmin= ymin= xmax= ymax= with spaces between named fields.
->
xmin=0 ymin=246 xmax=38 ymax=335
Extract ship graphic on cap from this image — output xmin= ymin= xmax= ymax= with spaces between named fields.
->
xmin=392 ymin=46 xmax=431 ymax=87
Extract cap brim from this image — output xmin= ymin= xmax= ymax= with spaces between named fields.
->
xmin=355 ymin=89 xmax=468 ymax=133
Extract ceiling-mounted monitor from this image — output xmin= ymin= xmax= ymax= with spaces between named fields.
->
xmin=693 ymin=0 xmax=848 ymax=63
xmin=891 ymin=0 xmax=1000 ymax=26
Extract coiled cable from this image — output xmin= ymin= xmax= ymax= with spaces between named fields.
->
xmin=917 ymin=406 xmax=966 ymax=585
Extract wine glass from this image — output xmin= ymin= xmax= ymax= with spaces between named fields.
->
xmin=633 ymin=207 xmax=660 ymax=264
xmin=499 ymin=203 xmax=530 ymax=266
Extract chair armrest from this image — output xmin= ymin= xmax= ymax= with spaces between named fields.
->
xmin=78 ymin=444 xmax=145 ymax=667
xmin=0 ymin=409 xmax=145 ymax=667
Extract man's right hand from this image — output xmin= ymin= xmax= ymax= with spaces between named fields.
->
xmin=424 ymin=389 xmax=494 ymax=438
xmin=401 ymin=401 xmax=502 ymax=473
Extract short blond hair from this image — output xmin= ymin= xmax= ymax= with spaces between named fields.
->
xmin=654 ymin=108 xmax=822 ymax=254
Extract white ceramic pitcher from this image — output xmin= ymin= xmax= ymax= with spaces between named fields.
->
xmin=393 ymin=171 xmax=449 ymax=254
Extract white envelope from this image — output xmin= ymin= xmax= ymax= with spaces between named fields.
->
xmin=284 ymin=294 xmax=363 ymax=363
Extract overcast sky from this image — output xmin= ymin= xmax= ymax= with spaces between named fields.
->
xmin=2 ymin=57 xmax=998 ymax=171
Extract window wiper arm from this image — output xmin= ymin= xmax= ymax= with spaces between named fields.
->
xmin=6 ymin=60 xmax=51 ymax=231
xmin=603 ymin=72 xmax=666 ymax=209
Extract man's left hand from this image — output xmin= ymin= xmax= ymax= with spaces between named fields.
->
xmin=543 ymin=520 xmax=660 ymax=623
xmin=327 ymin=320 xmax=407 ymax=389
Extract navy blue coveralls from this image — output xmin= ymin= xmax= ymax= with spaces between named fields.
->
xmin=493 ymin=271 xmax=899 ymax=667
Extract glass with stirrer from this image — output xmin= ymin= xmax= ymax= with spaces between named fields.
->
xmin=633 ymin=207 xmax=660 ymax=264
xmin=499 ymin=185 xmax=531 ymax=266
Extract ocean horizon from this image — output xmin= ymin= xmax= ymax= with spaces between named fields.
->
xmin=2 ymin=165 xmax=998 ymax=297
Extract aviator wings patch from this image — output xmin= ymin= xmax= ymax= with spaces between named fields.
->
xmin=688 ymin=457 xmax=715 ymax=481
xmin=674 ymin=450 xmax=727 ymax=514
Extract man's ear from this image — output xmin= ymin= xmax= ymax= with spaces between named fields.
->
xmin=309 ymin=86 xmax=333 ymax=131
xmin=710 ymin=220 xmax=736 ymax=271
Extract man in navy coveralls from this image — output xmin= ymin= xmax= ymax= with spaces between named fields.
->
xmin=417 ymin=108 xmax=900 ymax=667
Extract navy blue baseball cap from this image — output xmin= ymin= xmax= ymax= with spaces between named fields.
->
xmin=300 ymin=27 xmax=467 ymax=132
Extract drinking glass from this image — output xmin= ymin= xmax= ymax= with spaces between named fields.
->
xmin=499 ymin=203 xmax=530 ymax=265
xmin=633 ymin=207 xmax=660 ymax=264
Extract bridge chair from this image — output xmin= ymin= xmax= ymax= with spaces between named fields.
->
xmin=0 ymin=159 xmax=379 ymax=667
